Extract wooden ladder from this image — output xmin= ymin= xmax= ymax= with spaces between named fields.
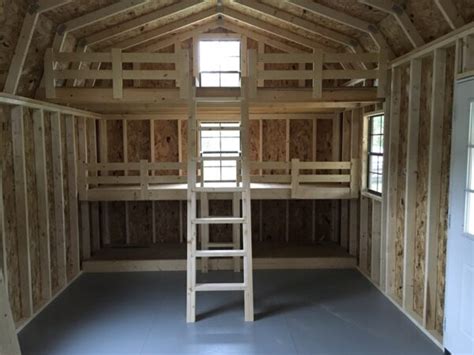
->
xmin=186 ymin=79 xmax=254 ymax=323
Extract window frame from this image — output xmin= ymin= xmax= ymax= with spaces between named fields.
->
xmin=464 ymin=101 xmax=474 ymax=237
xmin=197 ymin=34 xmax=242 ymax=88
xmin=362 ymin=110 xmax=385 ymax=200
xmin=199 ymin=122 xmax=241 ymax=184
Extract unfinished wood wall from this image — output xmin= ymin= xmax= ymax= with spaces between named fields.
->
xmin=96 ymin=116 xmax=341 ymax=248
xmin=0 ymin=105 xmax=84 ymax=328
xmin=357 ymin=45 xmax=456 ymax=343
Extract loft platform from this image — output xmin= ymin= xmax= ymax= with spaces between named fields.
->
xmin=79 ymin=159 xmax=360 ymax=201
xmin=82 ymin=242 xmax=357 ymax=273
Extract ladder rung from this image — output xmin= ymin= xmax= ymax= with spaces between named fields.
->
xmin=192 ymin=217 xmax=245 ymax=224
xmin=193 ymin=187 xmax=244 ymax=193
xmin=195 ymin=250 xmax=246 ymax=257
xmin=195 ymin=283 xmax=246 ymax=292
xmin=208 ymin=242 xmax=235 ymax=248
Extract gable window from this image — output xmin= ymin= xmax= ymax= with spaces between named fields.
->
xmin=367 ymin=113 xmax=384 ymax=195
xmin=465 ymin=102 xmax=474 ymax=235
xmin=198 ymin=40 xmax=241 ymax=87
xmin=200 ymin=122 xmax=241 ymax=183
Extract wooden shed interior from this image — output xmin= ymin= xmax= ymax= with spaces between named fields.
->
xmin=1 ymin=0 xmax=474 ymax=354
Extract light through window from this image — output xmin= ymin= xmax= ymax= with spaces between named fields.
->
xmin=465 ymin=102 xmax=474 ymax=236
xmin=200 ymin=122 xmax=240 ymax=183
xmin=199 ymin=40 xmax=240 ymax=87
xmin=367 ymin=114 xmax=384 ymax=195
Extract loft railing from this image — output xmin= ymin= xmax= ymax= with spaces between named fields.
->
xmin=247 ymin=49 xmax=387 ymax=99
xmin=79 ymin=159 xmax=360 ymax=200
xmin=44 ymin=48 xmax=190 ymax=99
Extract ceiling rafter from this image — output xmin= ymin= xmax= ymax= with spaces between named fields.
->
xmin=102 ymin=7 xmax=218 ymax=50
xmin=433 ymin=0 xmax=464 ymax=30
xmin=233 ymin=0 xmax=359 ymax=50
xmin=358 ymin=0 xmax=424 ymax=48
xmin=4 ymin=0 xmax=73 ymax=93
xmin=288 ymin=0 xmax=394 ymax=57
xmin=82 ymin=0 xmax=204 ymax=47
xmin=220 ymin=7 xmax=333 ymax=51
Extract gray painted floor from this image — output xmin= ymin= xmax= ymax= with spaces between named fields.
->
xmin=19 ymin=270 xmax=441 ymax=355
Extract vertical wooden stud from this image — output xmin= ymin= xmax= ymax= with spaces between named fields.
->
xmin=312 ymin=49 xmax=323 ymax=98
xmin=111 ymin=48 xmax=123 ymax=99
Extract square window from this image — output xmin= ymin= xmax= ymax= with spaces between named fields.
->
xmin=199 ymin=40 xmax=241 ymax=87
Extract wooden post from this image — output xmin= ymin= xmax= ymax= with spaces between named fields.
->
xmin=32 ymin=109 xmax=52 ymax=300
xmin=50 ymin=111 xmax=67 ymax=288
xmin=78 ymin=118 xmax=90 ymax=259
xmin=423 ymin=48 xmax=447 ymax=329
xmin=200 ymin=192 xmax=209 ymax=273
xmin=98 ymin=120 xmax=110 ymax=245
xmin=349 ymin=109 xmax=361 ymax=256
xmin=232 ymin=192 xmax=241 ymax=272
xmin=371 ymin=200 xmax=382 ymax=284
xmin=44 ymin=48 xmax=56 ymax=99
xmin=65 ymin=115 xmax=80 ymax=276
xmin=331 ymin=114 xmax=341 ymax=243
xmin=11 ymin=106 xmax=33 ymax=318
xmin=257 ymin=42 xmax=264 ymax=87
xmin=312 ymin=49 xmax=323 ymax=98
xmin=88 ymin=120 xmax=100 ymax=252
xmin=402 ymin=58 xmax=422 ymax=311
xmin=112 ymin=48 xmax=123 ymax=99
xmin=179 ymin=49 xmax=190 ymax=99
xmin=291 ymin=158 xmax=300 ymax=198
xmin=359 ymin=196 xmax=369 ymax=273
xmin=385 ymin=66 xmax=401 ymax=295
xmin=248 ymin=49 xmax=257 ymax=98
xmin=377 ymin=49 xmax=388 ymax=98
xmin=240 ymin=36 xmax=248 ymax=78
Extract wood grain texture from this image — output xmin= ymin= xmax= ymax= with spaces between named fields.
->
xmin=154 ymin=120 xmax=179 ymax=175
xmin=262 ymin=120 xmax=286 ymax=174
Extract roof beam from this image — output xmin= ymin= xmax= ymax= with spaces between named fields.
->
xmin=52 ymin=0 xmax=149 ymax=52
xmin=233 ymin=0 xmax=358 ymax=49
xmin=221 ymin=7 xmax=331 ymax=51
xmin=433 ymin=0 xmax=464 ymax=30
xmin=358 ymin=0 xmax=424 ymax=48
xmin=83 ymin=0 xmax=204 ymax=47
xmin=104 ymin=7 xmax=217 ymax=50
xmin=288 ymin=0 xmax=393 ymax=56
xmin=3 ymin=0 xmax=72 ymax=93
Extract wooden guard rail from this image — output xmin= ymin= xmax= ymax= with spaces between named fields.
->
xmin=79 ymin=159 xmax=360 ymax=200
xmin=44 ymin=48 xmax=189 ymax=99
xmin=247 ymin=50 xmax=387 ymax=99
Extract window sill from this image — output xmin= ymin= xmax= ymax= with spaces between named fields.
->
xmin=361 ymin=190 xmax=382 ymax=202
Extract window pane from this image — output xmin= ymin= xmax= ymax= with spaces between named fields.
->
xmin=220 ymin=73 xmax=240 ymax=87
xmin=222 ymin=166 xmax=237 ymax=181
xmin=370 ymin=135 xmax=384 ymax=154
xmin=466 ymin=192 xmax=474 ymax=235
xmin=220 ymin=57 xmax=240 ymax=71
xmin=371 ymin=115 xmax=384 ymax=135
xmin=201 ymin=73 xmax=220 ymax=87
xmin=201 ymin=137 xmax=220 ymax=152
xmin=219 ymin=41 xmax=240 ymax=57
xmin=469 ymin=148 xmax=474 ymax=190
xmin=369 ymin=173 xmax=382 ymax=193
xmin=221 ymin=137 xmax=240 ymax=152
xmin=470 ymin=102 xmax=474 ymax=144
xmin=369 ymin=155 xmax=383 ymax=174
xmin=204 ymin=167 xmax=220 ymax=181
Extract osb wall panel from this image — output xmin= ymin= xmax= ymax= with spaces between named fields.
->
xmin=0 ymin=105 xmax=21 ymax=321
xmin=289 ymin=200 xmax=312 ymax=242
xmin=44 ymin=113 xmax=59 ymax=292
xmin=249 ymin=120 xmax=260 ymax=175
xmin=127 ymin=120 xmax=150 ymax=163
xmin=106 ymin=120 xmax=123 ymax=164
xmin=367 ymin=199 xmax=373 ymax=273
xmin=435 ymin=46 xmax=455 ymax=334
xmin=24 ymin=109 xmax=42 ymax=308
xmin=413 ymin=56 xmax=433 ymax=316
xmin=128 ymin=202 xmax=153 ymax=246
xmin=154 ymin=120 xmax=179 ymax=175
xmin=261 ymin=200 xmax=286 ymax=242
xmin=209 ymin=200 xmax=232 ymax=243
xmin=155 ymin=201 xmax=180 ymax=243
xmin=108 ymin=202 xmax=126 ymax=245
xmin=262 ymin=120 xmax=286 ymax=174
xmin=394 ymin=64 xmax=410 ymax=301
xmin=289 ymin=119 xmax=313 ymax=161
xmin=314 ymin=200 xmax=333 ymax=242
xmin=317 ymin=119 xmax=333 ymax=161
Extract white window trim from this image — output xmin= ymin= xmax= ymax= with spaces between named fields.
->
xmin=464 ymin=101 xmax=474 ymax=237
xmin=196 ymin=34 xmax=243 ymax=88
xmin=362 ymin=109 xmax=385 ymax=200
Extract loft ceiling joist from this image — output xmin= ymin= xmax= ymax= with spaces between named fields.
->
xmin=434 ymin=0 xmax=465 ymax=30
xmin=105 ymin=7 xmax=218 ymax=51
xmin=82 ymin=0 xmax=205 ymax=48
xmin=3 ymin=0 xmax=73 ymax=94
xmin=233 ymin=0 xmax=359 ymax=50
xmin=357 ymin=0 xmax=424 ymax=48
xmin=288 ymin=0 xmax=394 ymax=57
